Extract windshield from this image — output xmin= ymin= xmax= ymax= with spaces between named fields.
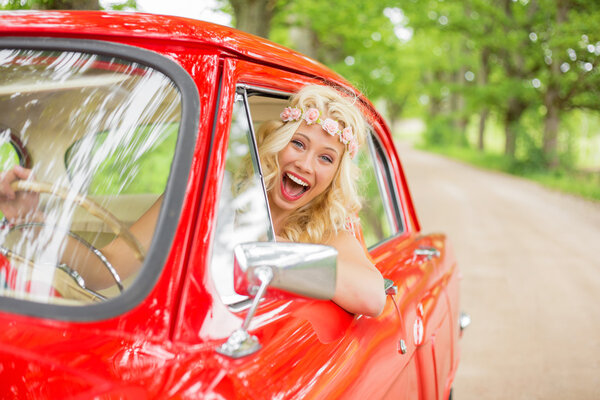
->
xmin=0 ymin=48 xmax=181 ymax=306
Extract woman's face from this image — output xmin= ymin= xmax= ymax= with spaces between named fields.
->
xmin=269 ymin=120 xmax=346 ymax=219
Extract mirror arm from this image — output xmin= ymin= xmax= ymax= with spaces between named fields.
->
xmin=241 ymin=266 xmax=273 ymax=330
xmin=216 ymin=266 xmax=273 ymax=359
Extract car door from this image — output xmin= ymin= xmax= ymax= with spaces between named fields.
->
xmin=199 ymin=59 xmax=424 ymax=399
xmin=360 ymin=123 xmax=458 ymax=400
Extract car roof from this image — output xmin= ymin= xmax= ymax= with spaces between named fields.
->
xmin=0 ymin=10 xmax=357 ymax=93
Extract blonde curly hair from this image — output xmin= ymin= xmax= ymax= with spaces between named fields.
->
xmin=257 ymin=85 xmax=367 ymax=244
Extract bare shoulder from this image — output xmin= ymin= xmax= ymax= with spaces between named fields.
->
xmin=326 ymin=229 xmax=359 ymax=247
xmin=326 ymin=229 xmax=370 ymax=261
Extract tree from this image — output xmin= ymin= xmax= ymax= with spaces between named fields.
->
xmin=270 ymin=1 xmax=419 ymax=128
xmin=529 ymin=0 xmax=600 ymax=168
xmin=227 ymin=0 xmax=287 ymax=38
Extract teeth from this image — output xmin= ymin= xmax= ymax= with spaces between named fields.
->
xmin=287 ymin=173 xmax=308 ymax=187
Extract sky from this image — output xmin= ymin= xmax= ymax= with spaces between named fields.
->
xmin=100 ymin=0 xmax=232 ymax=26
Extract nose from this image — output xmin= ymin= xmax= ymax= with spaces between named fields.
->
xmin=295 ymin=151 xmax=314 ymax=173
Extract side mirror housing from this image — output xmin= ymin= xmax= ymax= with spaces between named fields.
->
xmin=217 ymin=242 xmax=337 ymax=359
xmin=233 ymin=241 xmax=337 ymax=300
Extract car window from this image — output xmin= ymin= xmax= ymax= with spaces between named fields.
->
xmin=210 ymin=87 xmax=404 ymax=306
xmin=210 ymin=91 xmax=273 ymax=305
xmin=355 ymin=132 xmax=403 ymax=248
xmin=0 ymin=47 xmax=181 ymax=306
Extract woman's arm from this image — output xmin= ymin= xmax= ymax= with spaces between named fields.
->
xmin=63 ymin=197 xmax=162 ymax=289
xmin=326 ymin=230 xmax=386 ymax=317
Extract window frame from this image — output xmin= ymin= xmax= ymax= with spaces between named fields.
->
xmin=362 ymin=129 xmax=405 ymax=250
xmin=0 ymin=37 xmax=199 ymax=321
xmin=210 ymin=85 xmax=292 ymax=309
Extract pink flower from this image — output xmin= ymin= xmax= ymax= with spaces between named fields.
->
xmin=321 ymin=118 xmax=340 ymax=136
xmin=280 ymin=107 xmax=301 ymax=122
xmin=340 ymin=127 xmax=353 ymax=144
xmin=303 ymin=107 xmax=321 ymax=125
xmin=348 ymin=138 xmax=359 ymax=159
xmin=280 ymin=107 xmax=293 ymax=121
xmin=289 ymin=107 xmax=302 ymax=120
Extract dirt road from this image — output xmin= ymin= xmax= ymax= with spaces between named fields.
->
xmin=396 ymin=142 xmax=600 ymax=399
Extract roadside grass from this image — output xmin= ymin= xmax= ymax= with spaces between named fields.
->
xmin=419 ymin=144 xmax=600 ymax=203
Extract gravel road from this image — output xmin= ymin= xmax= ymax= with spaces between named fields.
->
xmin=396 ymin=142 xmax=600 ymax=400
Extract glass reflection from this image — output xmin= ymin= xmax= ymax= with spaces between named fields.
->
xmin=210 ymin=99 xmax=271 ymax=305
xmin=0 ymin=49 xmax=181 ymax=305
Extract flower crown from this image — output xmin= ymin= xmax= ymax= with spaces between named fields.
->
xmin=280 ymin=106 xmax=359 ymax=159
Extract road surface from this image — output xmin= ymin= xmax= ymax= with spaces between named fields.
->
xmin=396 ymin=142 xmax=600 ymax=399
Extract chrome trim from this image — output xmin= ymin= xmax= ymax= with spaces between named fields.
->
xmin=414 ymin=246 xmax=440 ymax=260
xmin=384 ymin=278 xmax=397 ymax=296
xmin=234 ymin=242 xmax=337 ymax=300
xmin=459 ymin=311 xmax=471 ymax=332
xmin=216 ymin=265 xmax=272 ymax=358
xmin=10 ymin=223 xmax=123 ymax=291
xmin=217 ymin=242 xmax=337 ymax=359
xmin=236 ymin=87 xmax=275 ymax=241
xmin=367 ymin=133 xmax=397 ymax=233
xmin=398 ymin=339 xmax=407 ymax=355
xmin=368 ymin=131 xmax=405 ymax=235
xmin=238 ymin=84 xmax=292 ymax=100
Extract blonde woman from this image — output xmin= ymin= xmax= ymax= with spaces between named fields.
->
xmin=256 ymin=85 xmax=385 ymax=317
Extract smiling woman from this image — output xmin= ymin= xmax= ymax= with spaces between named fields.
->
xmin=254 ymin=85 xmax=386 ymax=317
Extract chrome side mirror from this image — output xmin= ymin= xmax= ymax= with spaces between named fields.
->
xmin=216 ymin=242 xmax=337 ymax=359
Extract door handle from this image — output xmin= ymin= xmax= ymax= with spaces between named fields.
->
xmin=384 ymin=278 xmax=397 ymax=295
xmin=414 ymin=246 xmax=440 ymax=260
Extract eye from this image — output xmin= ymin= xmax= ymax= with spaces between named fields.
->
xmin=291 ymin=139 xmax=304 ymax=149
xmin=320 ymin=154 xmax=334 ymax=164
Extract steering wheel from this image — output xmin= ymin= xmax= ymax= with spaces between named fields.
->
xmin=4 ymin=180 xmax=147 ymax=300
xmin=0 ymin=245 xmax=107 ymax=302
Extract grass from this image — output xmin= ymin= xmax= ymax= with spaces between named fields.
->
xmin=420 ymin=144 xmax=600 ymax=203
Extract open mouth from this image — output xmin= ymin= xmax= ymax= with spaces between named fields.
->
xmin=281 ymin=172 xmax=310 ymax=201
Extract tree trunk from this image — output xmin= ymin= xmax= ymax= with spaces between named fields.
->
xmin=450 ymin=68 xmax=468 ymax=144
xmin=543 ymin=92 xmax=561 ymax=169
xmin=230 ymin=0 xmax=275 ymax=38
xmin=478 ymin=108 xmax=489 ymax=151
xmin=289 ymin=26 xmax=319 ymax=60
xmin=387 ymin=98 xmax=406 ymax=133
xmin=478 ymin=46 xmax=491 ymax=151
xmin=541 ymin=0 xmax=567 ymax=169
xmin=503 ymin=98 xmax=525 ymax=158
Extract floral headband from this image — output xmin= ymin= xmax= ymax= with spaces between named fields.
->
xmin=280 ymin=106 xmax=359 ymax=159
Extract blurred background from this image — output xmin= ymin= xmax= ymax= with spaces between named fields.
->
xmin=2 ymin=1 xmax=600 ymax=399
xmin=3 ymin=0 xmax=598 ymax=200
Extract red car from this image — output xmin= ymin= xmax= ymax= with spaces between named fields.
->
xmin=0 ymin=11 xmax=468 ymax=399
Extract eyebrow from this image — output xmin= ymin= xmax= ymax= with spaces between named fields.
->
xmin=295 ymin=132 xmax=340 ymax=156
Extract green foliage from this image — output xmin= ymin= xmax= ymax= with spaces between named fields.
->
xmin=66 ymin=123 xmax=178 ymax=196
xmin=423 ymin=115 xmax=468 ymax=147
xmin=0 ymin=0 xmax=32 ymax=9
xmin=0 ymin=0 xmax=136 ymax=10
xmin=105 ymin=0 xmax=136 ymax=11
xmin=0 ymin=142 xmax=19 ymax=171
xmin=251 ymin=0 xmax=600 ymax=197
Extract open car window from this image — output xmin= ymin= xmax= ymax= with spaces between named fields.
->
xmin=209 ymin=86 xmax=404 ymax=307
xmin=0 ymin=46 xmax=182 ymax=306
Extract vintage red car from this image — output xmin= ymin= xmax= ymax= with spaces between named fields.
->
xmin=0 ymin=10 xmax=467 ymax=399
